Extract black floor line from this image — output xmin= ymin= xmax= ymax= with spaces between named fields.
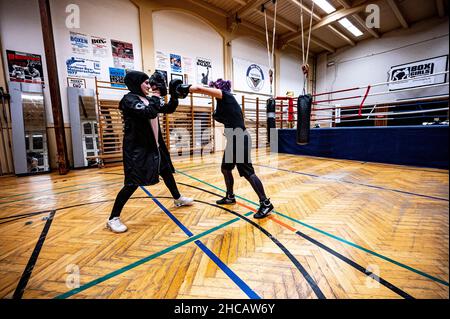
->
xmin=13 ymin=210 xmax=56 ymax=299
xmin=178 ymin=182 xmax=415 ymax=299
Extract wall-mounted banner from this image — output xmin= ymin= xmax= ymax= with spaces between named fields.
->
xmin=196 ymin=57 xmax=211 ymax=86
xmin=170 ymin=54 xmax=182 ymax=73
xmin=70 ymin=32 xmax=90 ymax=56
xmin=389 ymin=55 xmax=448 ymax=91
xmin=67 ymin=77 xmax=86 ymax=88
xmin=109 ymin=67 xmax=126 ymax=88
xmin=91 ymin=36 xmax=108 ymax=58
xmin=6 ymin=50 xmax=44 ymax=84
xmin=233 ymin=57 xmax=270 ymax=95
xmin=156 ymin=51 xmax=169 ymax=70
xmin=111 ymin=40 xmax=134 ymax=69
xmin=66 ymin=57 xmax=101 ymax=78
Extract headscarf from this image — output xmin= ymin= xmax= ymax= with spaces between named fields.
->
xmin=124 ymin=71 xmax=149 ymax=96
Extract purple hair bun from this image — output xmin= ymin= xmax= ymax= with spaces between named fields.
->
xmin=208 ymin=79 xmax=232 ymax=92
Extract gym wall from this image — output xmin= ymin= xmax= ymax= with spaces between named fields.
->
xmin=0 ymin=0 xmax=142 ymax=169
xmin=315 ymin=17 xmax=449 ymax=105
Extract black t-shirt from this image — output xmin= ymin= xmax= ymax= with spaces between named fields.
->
xmin=213 ymin=91 xmax=246 ymax=129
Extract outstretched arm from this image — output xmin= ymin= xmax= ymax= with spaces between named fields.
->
xmin=188 ymin=85 xmax=222 ymax=99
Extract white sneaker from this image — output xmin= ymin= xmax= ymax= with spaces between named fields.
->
xmin=174 ymin=196 xmax=194 ymax=207
xmin=106 ymin=217 xmax=128 ymax=233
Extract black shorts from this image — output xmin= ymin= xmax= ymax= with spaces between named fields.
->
xmin=221 ymin=130 xmax=255 ymax=177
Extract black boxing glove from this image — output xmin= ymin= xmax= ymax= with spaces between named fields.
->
xmin=176 ymin=84 xmax=191 ymax=99
xmin=169 ymin=79 xmax=183 ymax=99
xmin=149 ymin=71 xmax=168 ymax=96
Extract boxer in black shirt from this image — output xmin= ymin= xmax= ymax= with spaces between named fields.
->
xmin=183 ymin=79 xmax=273 ymax=219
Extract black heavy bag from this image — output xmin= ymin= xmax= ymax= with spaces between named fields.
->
xmin=266 ymin=98 xmax=276 ymax=144
xmin=297 ymin=94 xmax=312 ymax=145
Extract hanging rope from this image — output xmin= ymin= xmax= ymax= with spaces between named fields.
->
xmin=299 ymin=0 xmax=315 ymax=95
xmin=263 ymin=0 xmax=277 ymax=97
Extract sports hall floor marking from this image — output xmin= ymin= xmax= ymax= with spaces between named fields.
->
xmin=179 ymin=182 xmax=414 ymax=299
xmin=139 ymin=187 xmax=260 ymax=299
xmin=176 ymin=169 xmax=449 ymax=287
xmin=253 ymin=164 xmax=449 ymax=202
xmin=12 ymin=210 xmax=56 ymax=299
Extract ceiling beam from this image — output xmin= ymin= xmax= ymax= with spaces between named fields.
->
xmin=186 ymin=0 xmax=227 ymax=16
xmin=289 ymin=0 xmax=356 ymax=45
xmin=436 ymin=0 xmax=446 ymax=18
xmin=335 ymin=0 xmax=380 ymax=38
xmin=281 ymin=4 xmax=367 ymax=44
xmin=386 ymin=0 xmax=409 ymax=28
xmin=231 ymin=0 xmax=268 ymax=19
xmin=230 ymin=0 xmax=247 ymax=5
xmin=240 ymin=21 xmax=308 ymax=54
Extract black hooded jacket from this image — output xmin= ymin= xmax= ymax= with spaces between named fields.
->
xmin=120 ymin=71 xmax=178 ymax=186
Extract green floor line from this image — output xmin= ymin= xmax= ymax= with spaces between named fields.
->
xmin=55 ymin=212 xmax=253 ymax=299
xmin=176 ymin=169 xmax=449 ymax=287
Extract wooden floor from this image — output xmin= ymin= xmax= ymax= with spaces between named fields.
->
xmin=0 ymin=150 xmax=448 ymax=299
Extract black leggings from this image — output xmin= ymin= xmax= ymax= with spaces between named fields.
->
xmin=221 ymin=168 xmax=267 ymax=202
xmin=109 ymin=169 xmax=181 ymax=220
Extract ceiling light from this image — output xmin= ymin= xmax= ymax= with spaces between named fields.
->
xmin=313 ymin=0 xmax=336 ymax=14
xmin=339 ymin=18 xmax=364 ymax=37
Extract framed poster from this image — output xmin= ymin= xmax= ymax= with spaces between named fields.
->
xmin=388 ymin=55 xmax=448 ymax=91
xmin=171 ymin=73 xmax=183 ymax=82
xmin=6 ymin=50 xmax=44 ymax=84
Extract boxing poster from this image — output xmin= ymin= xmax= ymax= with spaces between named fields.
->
xmin=6 ymin=50 xmax=44 ymax=84
xmin=109 ymin=67 xmax=126 ymax=88
xmin=111 ymin=40 xmax=134 ymax=69
xmin=170 ymin=54 xmax=182 ymax=73
xmin=233 ymin=57 xmax=270 ymax=95
xmin=66 ymin=57 xmax=101 ymax=78
xmin=389 ymin=55 xmax=448 ymax=91
xmin=91 ymin=36 xmax=108 ymax=58
xmin=196 ymin=57 xmax=211 ymax=86
xmin=70 ymin=32 xmax=90 ymax=56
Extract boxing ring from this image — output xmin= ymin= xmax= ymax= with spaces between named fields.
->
xmin=275 ymin=72 xmax=449 ymax=169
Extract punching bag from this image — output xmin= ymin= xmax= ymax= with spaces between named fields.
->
xmin=296 ymin=94 xmax=312 ymax=145
xmin=266 ymin=98 xmax=276 ymax=144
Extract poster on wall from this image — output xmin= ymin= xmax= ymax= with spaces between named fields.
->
xmin=111 ymin=40 xmax=134 ymax=69
xmin=170 ymin=54 xmax=182 ymax=73
xmin=156 ymin=51 xmax=169 ymax=70
xmin=67 ymin=78 xmax=86 ymax=88
xmin=196 ymin=57 xmax=212 ymax=86
xmin=91 ymin=36 xmax=108 ymax=58
xmin=171 ymin=73 xmax=183 ymax=82
xmin=109 ymin=67 xmax=126 ymax=88
xmin=70 ymin=32 xmax=90 ymax=56
xmin=389 ymin=55 xmax=448 ymax=91
xmin=233 ymin=57 xmax=270 ymax=95
xmin=6 ymin=50 xmax=44 ymax=84
xmin=66 ymin=57 xmax=101 ymax=78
